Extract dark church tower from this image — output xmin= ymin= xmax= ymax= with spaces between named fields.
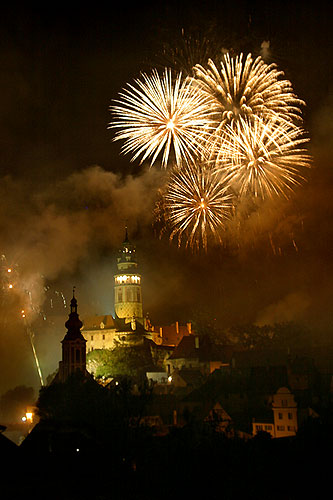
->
xmin=58 ymin=290 xmax=87 ymax=381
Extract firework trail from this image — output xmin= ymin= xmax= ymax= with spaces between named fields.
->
xmin=213 ymin=116 xmax=311 ymax=199
xmin=0 ymin=254 xmax=67 ymax=386
xmin=193 ymin=53 xmax=304 ymax=127
xmin=110 ymin=68 xmax=216 ymax=168
xmin=163 ymin=163 xmax=233 ymax=250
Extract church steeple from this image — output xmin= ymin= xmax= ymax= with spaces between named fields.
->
xmin=59 ymin=289 xmax=87 ymax=381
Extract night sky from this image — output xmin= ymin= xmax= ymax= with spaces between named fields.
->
xmin=0 ymin=1 xmax=332 ymax=393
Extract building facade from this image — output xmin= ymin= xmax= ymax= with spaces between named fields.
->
xmin=252 ymin=387 xmax=298 ymax=438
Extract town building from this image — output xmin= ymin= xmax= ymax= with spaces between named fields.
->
xmin=167 ymin=334 xmax=228 ymax=376
xmin=252 ymin=387 xmax=298 ymax=438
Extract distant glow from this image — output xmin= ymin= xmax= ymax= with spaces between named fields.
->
xmin=7 ymin=268 xmax=12 ymax=273
xmin=168 ymin=376 xmax=173 ymax=382
xmin=8 ymin=284 xmax=13 ymax=289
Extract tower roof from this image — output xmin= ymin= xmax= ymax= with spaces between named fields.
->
xmin=62 ymin=289 xmax=85 ymax=342
xmin=118 ymin=226 xmax=137 ymax=266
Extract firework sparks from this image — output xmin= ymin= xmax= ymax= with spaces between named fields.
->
xmin=193 ymin=53 xmax=304 ymax=126
xmin=163 ymin=163 xmax=233 ymax=250
xmin=159 ymin=31 xmax=224 ymax=77
xmin=110 ymin=68 xmax=216 ymax=167
xmin=213 ymin=116 xmax=311 ymax=199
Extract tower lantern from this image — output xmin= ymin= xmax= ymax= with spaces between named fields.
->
xmin=114 ymin=228 xmax=143 ymax=324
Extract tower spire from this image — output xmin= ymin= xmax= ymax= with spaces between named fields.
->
xmin=124 ymin=224 xmax=129 ymax=243
xmin=59 ymin=289 xmax=87 ymax=381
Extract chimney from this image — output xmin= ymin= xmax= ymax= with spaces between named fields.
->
xmin=187 ymin=322 xmax=192 ymax=334
xmin=175 ymin=321 xmax=179 ymax=334
xmin=195 ymin=336 xmax=199 ymax=349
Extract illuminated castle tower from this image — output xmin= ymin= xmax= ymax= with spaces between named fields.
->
xmin=114 ymin=228 xmax=143 ymax=325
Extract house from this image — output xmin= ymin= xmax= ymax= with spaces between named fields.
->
xmin=252 ymin=387 xmax=298 ymax=438
xmin=167 ymin=335 xmax=229 ymax=376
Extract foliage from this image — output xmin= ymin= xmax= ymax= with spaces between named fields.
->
xmin=87 ymin=345 xmax=154 ymax=380
xmin=190 ymin=309 xmax=229 ymax=344
xmin=226 ymin=321 xmax=312 ymax=350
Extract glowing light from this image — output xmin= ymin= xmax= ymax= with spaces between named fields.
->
xmin=110 ymin=68 xmax=216 ymax=167
xmin=8 ymin=284 xmax=13 ymax=289
xmin=163 ymin=163 xmax=233 ymax=250
xmin=194 ymin=53 xmax=305 ymax=127
xmin=115 ymin=275 xmax=141 ymax=284
xmin=214 ymin=116 xmax=311 ymax=199
xmin=7 ymin=268 xmax=12 ymax=273
xmin=26 ymin=412 xmax=33 ymax=422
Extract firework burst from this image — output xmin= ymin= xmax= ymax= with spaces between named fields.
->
xmin=163 ymin=163 xmax=233 ymax=250
xmin=193 ymin=53 xmax=304 ymax=126
xmin=213 ymin=116 xmax=311 ymax=199
xmin=110 ymin=69 xmax=216 ymax=168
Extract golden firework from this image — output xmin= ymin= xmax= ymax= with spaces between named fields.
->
xmin=213 ymin=116 xmax=311 ymax=199
xmin=163 ymin=163 xmax=233 ymax=250
xmin=110 ymin=69 xmax=216 ymax=168
xmin=193 ymin=53 xmax=304 ymax=126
